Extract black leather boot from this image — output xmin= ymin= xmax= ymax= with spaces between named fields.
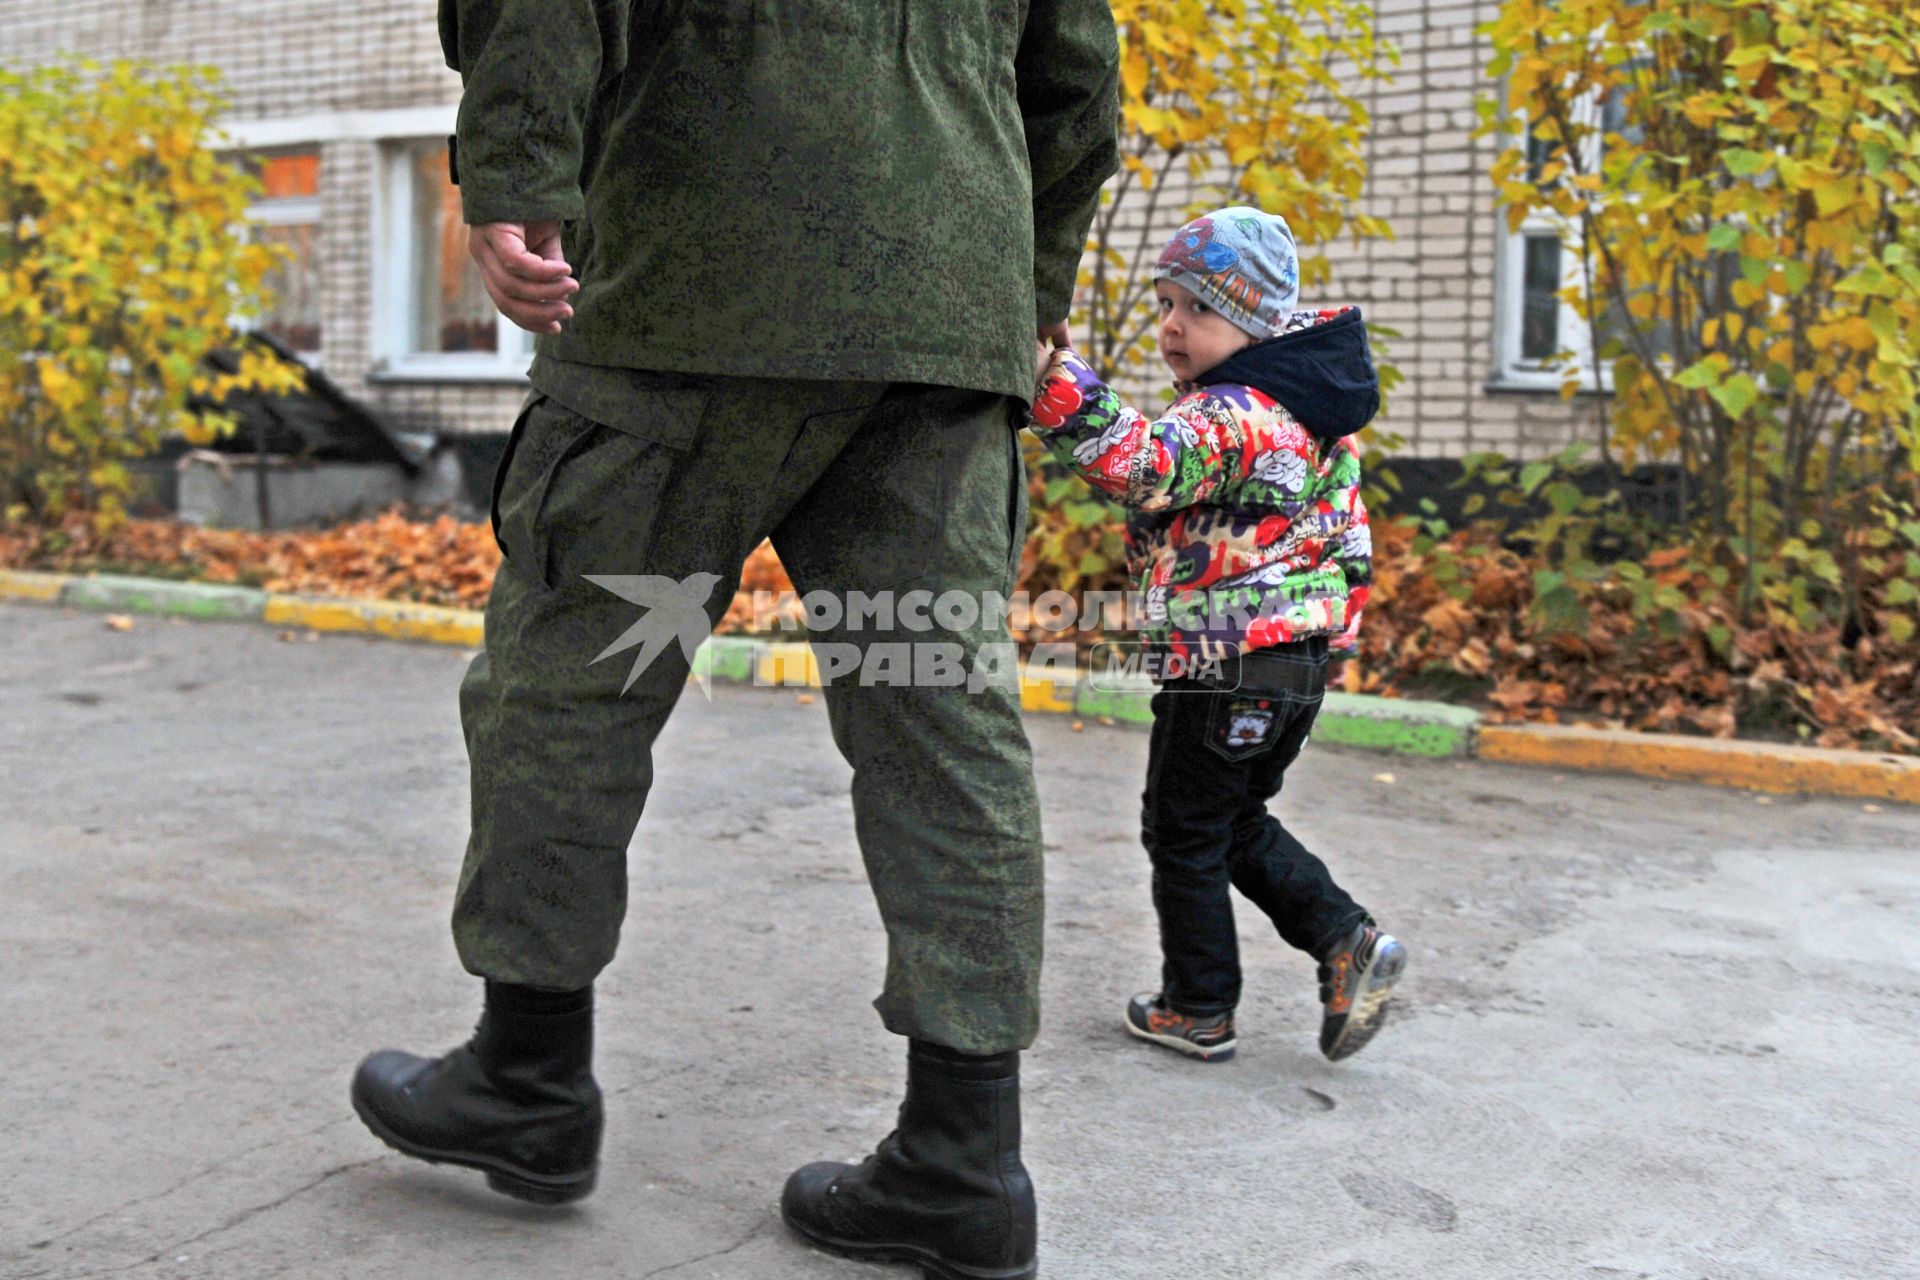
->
xmin=782 ymin=1040 xmax=1036 ymax=1280
xmin=350 ymin=982 xmax=602 ymax=1204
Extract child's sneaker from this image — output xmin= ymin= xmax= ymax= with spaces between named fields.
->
xmin=1317 ymin=921 xmax=1407 ymax=1061
xmin=1124 ymin=993 xmax=1236 ymax=1062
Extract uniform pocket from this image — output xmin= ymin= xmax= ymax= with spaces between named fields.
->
xmin=488 ymin=394 xmax=539 ymax=558
xmin=495 ymin=394 xmax=699 ymax=594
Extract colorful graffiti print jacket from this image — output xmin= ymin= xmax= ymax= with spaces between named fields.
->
xmin=1028 ymin=307 xmax=1380 ymax=660
xmin=438 ymin=0 xmax=1119 ymax=402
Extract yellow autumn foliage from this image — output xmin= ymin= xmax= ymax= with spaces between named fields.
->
xmin=0 ymin=59 xmax=303 ymax=532
xmin=1484 ymin=0 xmax=1920 ymax=615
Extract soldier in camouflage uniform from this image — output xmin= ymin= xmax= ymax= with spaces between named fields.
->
xmin=349 ymin=4 xmax=1118 ymax=1277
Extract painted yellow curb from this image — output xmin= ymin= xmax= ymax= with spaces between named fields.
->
xmin=0 ymin=570 xmax=68 ymax=602
xmin=1478 ymin=723 xmax=1920 ymax=804
xmin=1019 ymin=674 xmax=1077 ymax=714
xmin=262 ymin=595 xmax=484 ymax=647
xmin=756 ymin=642 xmax=821 ymax=687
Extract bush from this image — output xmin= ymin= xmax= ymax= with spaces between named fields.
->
xmin=0 ymin=59 xmax=301 ymax=532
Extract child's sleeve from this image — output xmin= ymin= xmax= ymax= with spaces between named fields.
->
xmin=1329 ymin=484 xmax=1372 ymax=654
xmin=1026 ymin=348 xmax=1229 ymax=512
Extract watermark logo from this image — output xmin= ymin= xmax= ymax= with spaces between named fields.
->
xmin=584 ymin=579 xmax=1279 ymax=694
xmin=586 ymin=573 xmax=721 ymax=696
xmin=1086 ymin=641 xmax=1234 ymax=689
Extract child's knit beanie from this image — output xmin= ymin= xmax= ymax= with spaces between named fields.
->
xmin=1152 ymin=206 xmax=1300 ymax=337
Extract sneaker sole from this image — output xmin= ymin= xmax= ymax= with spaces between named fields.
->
xmin=350 ymin=1088 xmax=597 ymax=1205
xmin=1325 ymin=939 xmax=1407 ymax=1062
xmin=1123 ymin=1013 xmax=1236 ymax=1062
xmin=781 ymin=1207 xmax=1038 ymax=1280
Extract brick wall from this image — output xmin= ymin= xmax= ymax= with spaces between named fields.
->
xmin=1324 ymin=0 xmax=1602 ymax=459
xmin=1 ymin=0 xmax=454 ymax=120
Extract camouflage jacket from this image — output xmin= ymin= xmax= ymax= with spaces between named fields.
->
xmin=439 ymin=0 xmax=1119 ymax=401
xmin=1028 ymin=308 xmax=1380 ymax=659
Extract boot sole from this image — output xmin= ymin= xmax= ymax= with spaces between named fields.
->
xmin=1324 ymin=939 xmax=1407 ymax=1062
xmin=350 ymin=1090 xmax=597 ymax=1205
xmin=780 ymin=1206 xmax=1037 ymax=1280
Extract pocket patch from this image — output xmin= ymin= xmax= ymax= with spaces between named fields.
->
xmin=1217 ymin=698 xmax=1279 ymax=754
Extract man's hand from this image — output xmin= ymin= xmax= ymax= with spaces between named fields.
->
xmin=468 ymin=221 xmax=580 ymax=335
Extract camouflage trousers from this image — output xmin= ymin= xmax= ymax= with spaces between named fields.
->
xmin=453 ymin=372 xmax=1043 ymax=1054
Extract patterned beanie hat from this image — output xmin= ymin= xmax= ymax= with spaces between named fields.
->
xmin=1152 ymin=206 xmax=1300 ymax=337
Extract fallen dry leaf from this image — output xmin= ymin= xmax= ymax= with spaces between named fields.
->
xmin=103 ymin=614 xmax=133 ymax=632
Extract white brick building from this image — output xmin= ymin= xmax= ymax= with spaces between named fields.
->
xmin=0 ymin=0 xmax=1602 ymax=461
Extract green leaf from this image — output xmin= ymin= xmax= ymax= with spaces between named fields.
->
xmin=1739 ymin=255 xmax=1771 ymax=286
xmin=1674 ymin=359 xmax=1722 ymax=390
xmin=1888 ymin=614 xmax=1917 ymax=645
xmin=1721 ymin=149 xmax=1772 ymax=177
xmin=1886 ymin=578 xmax=1919 ymax=607
xmin=1546 ymin=483 xmax=1584 ymax=517
xmin=1863 ymin=141 xmax=1893 ymax=175
xmin=1706 ymin=225 xmax=1742 ymax=252
xmin=1519 ymin=461 xmax=1552 ymax=496
xmin=1708 ymin=374 xmax=1760 ymax=419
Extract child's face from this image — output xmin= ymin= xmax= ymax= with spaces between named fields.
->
xmin=1156 ymin=280 xmax=1255 ymax=383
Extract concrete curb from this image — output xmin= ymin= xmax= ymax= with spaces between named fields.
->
xmin=1316 ymin=692 xmax=1480 ymax=758
xmin=6 ymin=567 xmax=1915 ymax=801
xmin=0 ymin=570 xmax=68 ymax=603
xmin=262 ymin=594 xmax=484 ymax=647
xmin=63 ymin=573 xmax=267 ymax=620
xmin=1478 ymin=723 xmax=1920 ymax=805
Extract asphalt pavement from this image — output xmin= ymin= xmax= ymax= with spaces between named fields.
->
xmin=2 ymin=604 xmax=1916 ymax=1280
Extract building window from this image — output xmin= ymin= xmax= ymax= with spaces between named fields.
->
xmin=1519 ymin=234 xmax=1565 ymax=362
xmin=1494 ymin=212 xmax=1601 ymax=391
xmin=375 ymin=140 xmax=533 ymax=379
xmin=1493 ymin=65 xmax=1661 ymax=392
xmin=247 ymin=151 xmax=324 ymax=357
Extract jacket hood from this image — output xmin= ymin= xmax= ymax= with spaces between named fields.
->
xmin=1197 ymin=307 xmax=1381 ymax=439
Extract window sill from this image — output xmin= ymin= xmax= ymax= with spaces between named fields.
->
xmin=368 ymin=360 xmax=532 ymax=386
xmin=1483 ymin=374 xmax=1612 ymax=398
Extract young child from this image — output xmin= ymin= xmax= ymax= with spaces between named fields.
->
xmin=1029 ymin=206 xmax=1406 ymax=1063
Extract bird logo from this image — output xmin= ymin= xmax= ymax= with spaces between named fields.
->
xmin=585 ymin=572 xmax=724 ymax=697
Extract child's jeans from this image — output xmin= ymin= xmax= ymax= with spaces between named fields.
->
xmin=1142 ymin=637 xmax=1369 ymax=1016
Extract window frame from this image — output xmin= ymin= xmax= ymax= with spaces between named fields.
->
xmin=242 ymin=149 xmax=326 ymax=365
xmin=1489 ymin=91 xmax=1614 ymax=395
xmin=371 ymin=137 xmax=534 ymax=383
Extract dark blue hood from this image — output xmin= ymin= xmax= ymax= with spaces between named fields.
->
xmin=1197 ymin=307 xmax=1381 ymax=440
